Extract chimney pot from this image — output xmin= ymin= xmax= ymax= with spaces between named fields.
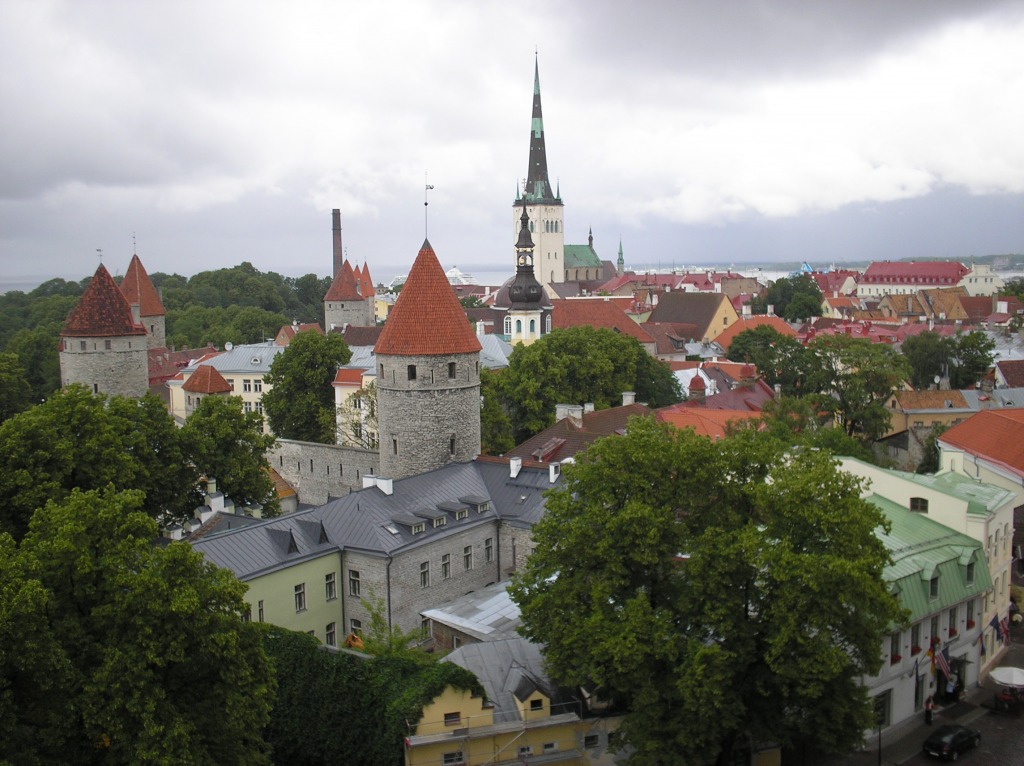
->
xmin=622 ymin=391 xmax=636 ymax=406
xmin=510 ymin=457 xmax=522 ymax=479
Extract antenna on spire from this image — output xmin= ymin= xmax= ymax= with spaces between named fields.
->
xmin=132 ymin=233 xmax=137 ymax=254
xmin=96 ymin=248 xmax=103 ymax=264
xmin=424 ymin=172 xmax=435 ymax=238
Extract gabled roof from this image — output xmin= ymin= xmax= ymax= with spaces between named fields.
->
xmin=323 ymin=260 xmax=363 ymax=301
xmin=506 ymin=403 xmax=653 ymax=462
xmin=182 ymin=364 xmax=233 ymax=394
xmin=646 ymin=292 xmax=732 ymax=340
xmin=275 ymin=322 xmax=324 ymax=346
xmin=640 ymin=321 xmax=701 ymax=355
xmin=357 ymin=263 xmax=375 ymax=296
xmin=550 ymin=299 xmax=654 ymax=344
xmin=655 ymin=407 xmax=761 ymax=440
xmin=337 ymin=324 xmax=383 ymax=348
xmin=938 ymin=409 xmax=1024 ymax=477
xmin=147 ymin=345 xmax=219 ymax=384
xmin=62 ymin=263 xmax=147 ymax=338
xmin=996 ymin=360 xmax=1024 ymax=388
xmin=119 ymin=254 xmax=166 ymax=316
xmin=861 ymin=261 xmax=971 ymax=284
xmin=891 ymin=390 xmax=970 ymax=412
xmin=563 ymin=243 xmax=602 ymax=269
xmin=959 ymin=296 xmax=996 ymax=323
xmin=712 ymin=315 xmax=796 ymax=354
xmin=375 ymin=240 xmax=482 ymax=356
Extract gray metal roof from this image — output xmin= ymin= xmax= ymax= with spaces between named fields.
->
xmin=421 ymin=580 xmax=522 ymax=642
xmin=443 ymin=637 xmax=555 ymax=723
xmin=191 ymin=459 xmax=560 ymax=579
xmin=185 ymin=342 xmax=283 ymax=375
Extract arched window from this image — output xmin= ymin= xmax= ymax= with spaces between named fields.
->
xmin=544 ymin=314 xmax=551 ymax=334
xmin=515 ymin=319 xmax=523 ymax=335
xmin=503 ymin=315 xmax=512 ymax=336
xmin=529 ymin=319 xmax=536 ymax=334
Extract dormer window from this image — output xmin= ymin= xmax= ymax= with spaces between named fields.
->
xmin=929 ymin=575 xmax=939 ymax=600
xmin=455 ymin=509 xmax=468 ymax=521
xmin=966 ymin=561 xmax=975 ymax=585
xmin=910 ymin=497 xmax=928 ymax=513
xmin=432 ymin=517 xmax=446 ymax=528
xmin=411 ymin=522 xmax=426 ymax=535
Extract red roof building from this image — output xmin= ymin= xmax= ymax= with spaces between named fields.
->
xmin=938 ymin=409 xmax=1024 ymax=479
xmin=550 ymin=298 xmax=655 ymax=351
xmin=324 ymin=260 xmax=363 ymax=301
xmin=375 ymin=240 xmax=482 ymax=356
xmin=712 ymin=315 xmax=796 ymax=355
xmin=857 ymin=261 xmax=971 ymax=298
xmin=119 ymin=254 xmax=166 ymax=317
xmin=182 ymin=364 xmax=233 ymax=394
xmin=275 ymin=322 xmax=324 ymax=346
xmin=506 ymin=402 xmax=653 ymax=462
xmin=62 ymin=264 xmax=147 ymax=338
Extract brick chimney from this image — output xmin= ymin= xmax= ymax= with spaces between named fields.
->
xmin=332 ymin=209 xmax=343 ymax=278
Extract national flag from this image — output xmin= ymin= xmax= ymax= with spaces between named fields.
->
xmin=1000 ymin=616 xmax=1012 ymax=647
xmin=979 ymin=633 xmax=987 ymax=657
xmin=934 ymin=646 xmax=952 ymax=679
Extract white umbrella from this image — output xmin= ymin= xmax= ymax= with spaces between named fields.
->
xmin=989 ymin=666 xmax=1024 ymax=688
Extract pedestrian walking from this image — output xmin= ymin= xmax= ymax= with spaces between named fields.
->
xmin=925 ymin=695 xmax=934 ymax=725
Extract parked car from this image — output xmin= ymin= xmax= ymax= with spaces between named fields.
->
xmin=922 ymin=724 xmax=981 ymax=760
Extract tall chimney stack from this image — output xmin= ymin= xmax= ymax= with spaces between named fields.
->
xmin=332 ymin=209 xmax=343 ymax=278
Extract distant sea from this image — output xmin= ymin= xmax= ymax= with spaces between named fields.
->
xmin=0 ymin=276 xmax=55 ymax=295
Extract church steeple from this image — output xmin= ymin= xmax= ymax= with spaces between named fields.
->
xmin=522 ymin=55 xmax=557 ymax=204
xmin=617 ymin=239 xmax=625 ymax=277
xmin=509 ymin=204 xmax=544 ymax=309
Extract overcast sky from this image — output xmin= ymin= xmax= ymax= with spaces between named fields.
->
xmin=2 ymin=0 xmax=1023 ymax=288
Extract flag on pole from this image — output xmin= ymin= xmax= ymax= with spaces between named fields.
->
xmin=1000 ymin=616 xmax=1012 ymax=647
xmin=979 ymin=633 xmax=987 ymax=657
xmin=934 ymin=646 xmax=952 ymax=679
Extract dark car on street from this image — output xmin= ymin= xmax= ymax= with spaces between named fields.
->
xmin=922 ymin=724 xmax=981 ymax=760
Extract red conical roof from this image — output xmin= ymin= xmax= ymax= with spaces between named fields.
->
xmin=375 ymin=240 xmax=482 ymax=356
xmin=324 ymin=260 xmax=363 ymax=301
xmin=120 ymin=254 xmax=165 ymax=316
xmin=358 ymin=262 xmax=374 ymax=297
xmin=62 ymin=264 xmax=147 ymax=338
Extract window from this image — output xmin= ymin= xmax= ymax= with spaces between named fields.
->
xmin=442 ymin=753 xmax=464 ymax=766
xmin=407 ymin=364 xmax=416 ymax=381
xmin=449 ymin=435 xmax=456 ymax=456
xmin=350 ymin=618 xmax=362 ymax=635
xmin=411 ymin=522 xmax=425 ymax=535
xmin=442 ymin=554 xmax=451 ymax=579
xmin=545 ymin=314 xmax=551 ymax=334
xmin=485 ymin=537 xmax=493 ymax=563
xmin=966 ymin=561 xmax=975 ymax=585
xmin=226 ymin=378 xmax=234 ymax=388
xmin=530 ymin=698 xmax=543 ymax=711
xmin=421 ymin=618 xmax=431 ymax=637
xmin=79 ymin=340 xmax=86 ymax=351
xmin=443 ymin=712 xmax=461 ymax=727
xmin=325 ymin=572 xmax=337 ymax=601
xmin=253 ymin=380 xmax=262 ymax=392
xmin=243 ymin=401 xmax=252 ymax=413
xmin=463 ymin=545 xmax=473 ymax=571
xmin=584 ymin=734 xmax=600 ymax=749
xmin=326 ymin=622 xmax=337 ymax=647
xmin=518 ymin=746 xmax=532 ymax=758
xmin=294 ymin=583 xmax=306 ymax=612
xmin=873 ymin=689 xmax=892 ymax=727
xmin=104 ymin=339 xmax=111 ymax=350
xmin=929 ymin=575 xmax=939 ymax=600
xmin=349 ymin=570 xmax=360 ymax=597
xmin=243 ymin=379 xmax=252 ymax=392
xmin=948 ymin=607 xmax=958 ymax=636
xmin=504 ymin=315 xmax=512 ymax=335
xmin=543 ymin=742 xmax=557 ymax=754
xmin=910 ymin=497 xmax=928 ymax=513
xmin=392 ymin=438 xmax=398 ymax=455
xmin=516 ymin=319 xmax=523 ymax=334
xmin=255 ymin=401 xmax=264 ymax=415
xmin=967 ymin=598 xmax=976 ymax=628
xmin=456 ymin=509 xmax=468 ymax=521
xmin=911 ymin=623 xmax=921 ymax=653
xmin=448 ymin=362 xmax=456 ymax=379
xmin=420 ymin=561 xmax=430 ymax=588
xmin=258 ymin=600 xmax=264 ymax=622
xmin=890 ymin=631 xmax=901 ymax=662
xmin=930 ymin=615 xmax=940 ymax=645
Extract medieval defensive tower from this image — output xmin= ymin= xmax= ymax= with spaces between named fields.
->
xmin=119 ymin=253 xmax=166 ymax=349
xmin=374 ymin=240 xmax=482 ymax=479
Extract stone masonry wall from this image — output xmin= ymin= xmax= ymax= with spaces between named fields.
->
xmin=324 ymin=298 xmax=374 ymax=331
xmin=60 ymin=335 xmax=149 ymax=398
xmin=377 ymin=351 xmax=481 ymax=479
xmin=269 ymin=439 xmax=379 ymax=506
xmin=142 ymin=314 xmax=166 ymax=350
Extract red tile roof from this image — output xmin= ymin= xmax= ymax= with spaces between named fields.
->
xmin=374 ymin=240 xmax=482 ymax=356
xmin=182 ymin=364 xmax=233 ymax=394
xmin=148 ymin=345 xmax=219 ymax=384
xmin=357 ymin=263 xmax=375 ymax=296
xmin=996 ymin=360 xmax=1024 ymax=388
xmin=712 ymin=315 xmax=796 ymax=353
xmin=275 ymin=322 xmax=324 ymax=346
xmin=861 ymin=261 xmax=970 ymax=285
xmin=506 ymin=403 xmax=653 ymax=462
xmin=324 ymin=260 xmax=363 ymax=301
xmin=551 ymin=299 xmax=654 ymax=344
xmin=332 ymin=368 xmax=366 ymax=386
xmin=337 ymin=325 xmax=383 ymax=347
xmin=62 ymin=264 xmax=147 ymax=338
xmin=939 ymin=409 xmax=1024 ymax=476
xmin=119 ymin=254 xmax=166 ymax=316
xmin=655 ymin=407 xmax=761 ymax=439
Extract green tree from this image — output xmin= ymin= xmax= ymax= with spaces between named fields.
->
xmin=359 ymin=591 xmax=433 ymax=662
xmin=804 ymin=334 xmax=911 ymax=440
xmin=916 ymin=424 xmax=949 ymax=474
xmin=6 ymin=326 xmax=62 ymax=402
xmin=480 ymin=369 xmax=515 ymax=455
xmin=0 ymin=352 xmax=32 ymax=421
xmin=901 ymin=331 xmax=949 ymax=389
xmin=755 ymin=396 xmax=877 ymax=463
xmin=511 ymin=419 xmax=903 ymax=766
xmin=494 ymin=327 xmax=681 ymax=443
xmin=14 ymin=487 xmax=275 ymax=765
xmin=727 ymin=326 xmax=808 ymax=395
xmin=946 ymin=330 xmax=996 ymax=389
xmin=263 ymin=331 xmax=352 ymax=443
xmin=181 ymin=396 xmax=279 ymax=516
xmin=749 ymin=274 xmax=822 ymax=319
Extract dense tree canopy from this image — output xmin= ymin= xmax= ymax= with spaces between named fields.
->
xmin=804 ymin=334 xmax=910 ymax=440
xmin=727 ymin=326 xmax=808 ymax=395
xmin=0 ymin=386 xmax=276 ymax=540
xmin=748 ymin=274 xmax=822 ymax=320
xmin=488 ymin=326 xmax=682 ymax=444
xmin=902 ymin=330 xmax=996 ymax=390
xmin=263 ymin=331 xmax=352 ymax=443
xmin=1 ymin=487 xmax=275 ymax=765
xmin=511 ymin=419 xmax=904 ymax=766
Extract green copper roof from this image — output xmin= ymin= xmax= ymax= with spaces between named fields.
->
xmin=870 ymin=494 xmax=991 ymax=623
xmin=564 ymin=244 xmax=601 ymax=269
xmin=887 ymin=470 xmax=1015 ymax=516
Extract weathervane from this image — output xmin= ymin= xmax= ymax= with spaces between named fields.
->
xmin=424 ymin=172 xmax=434 ymax=238
xmin=96 ymin=248 xmax=103 ymax=264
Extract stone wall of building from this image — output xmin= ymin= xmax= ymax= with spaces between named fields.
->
xmin=324 ymin=298 xmax=374 ymax=331
xmin=142 ymin=314 xmax=166 ymax=350
xmin=377 ymin=351 xmax=481 ymax=479
xmin=269 ymin=439 xmax=380 ymax=506
xmin=59 ymin=335 xmax=149 ymax=398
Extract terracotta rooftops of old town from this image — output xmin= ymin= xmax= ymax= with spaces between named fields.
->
xmin=62 ymin=264 xmax=147 ymax=338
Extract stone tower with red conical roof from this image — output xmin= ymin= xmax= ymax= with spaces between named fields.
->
xmin=374 ymin=240 xmax=482 ymax=479
xmin=324 ymin=260 xmax=374 ymax=330
xmin=60 ymin=263 xmax=149 ymax=398
xmin=119 ymin=253 xmax=166 ymax=349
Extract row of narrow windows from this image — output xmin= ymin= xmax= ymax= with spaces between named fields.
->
xmin=504 ymin=315 xmax=552 ymax=336
xmin=378 ymin=360 xmax=480 ymax=384
xmin=527 ymin=220 xmax=561 ymax=233
xmin=279 ymin=455 xmax=363 ymax=482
